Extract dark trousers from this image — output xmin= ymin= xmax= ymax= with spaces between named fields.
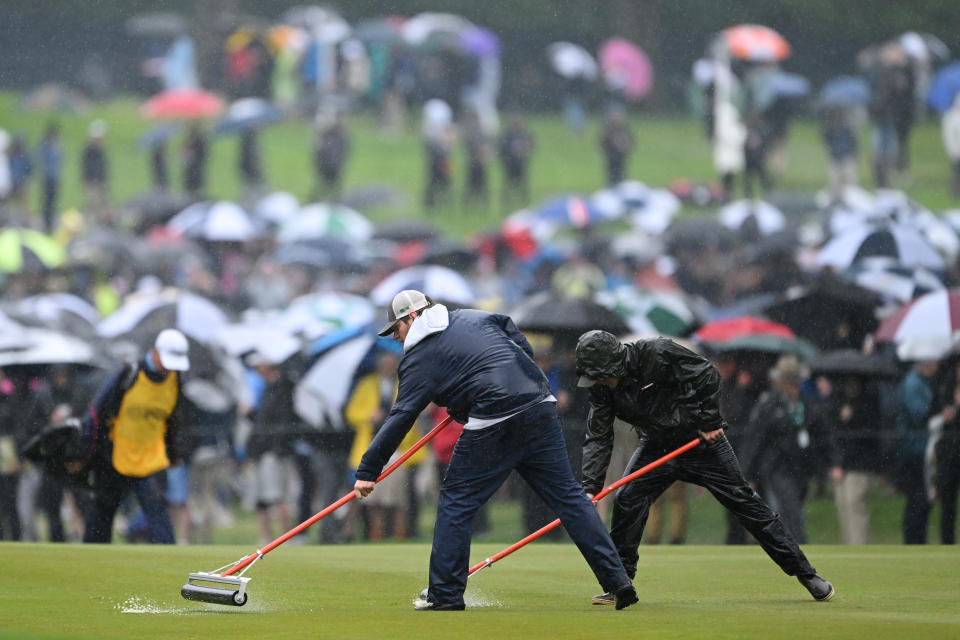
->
xmin=936 ymin=437 xmax=959 ymax=544
xmin=83 ymin=467 xmax=174 ymax=544
xmin=900 ymin=455 xmax=931 ymax=544
xmin=38 ymin=471 xmax=65 ymax=542
xmin=0 ymin=474 xmax=20 ymax=540
xmin=42 ymin=178 xmax=58 ymax=233
xmin=428 ymin=403 xmax=629 ymax=606
xmin=611 ymin=435 xmax=815 ymax=580
xmin=765 ymin=470 xmax=808 ymax=544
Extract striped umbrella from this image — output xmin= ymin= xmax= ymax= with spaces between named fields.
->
xmin=875 ymin=288 xmax=960 ymax=346
xmin=278 ymin=203 xmax=374 ymax=243
xmin=596 ymin=287 xmax=699 ymax=337
xmin=842 ymin=258 xmax=944 ymax=304
xmin=818 ymin=223 xmax=945 ymax=271
xmin=369 ymin=265 xmax=475 ymax=306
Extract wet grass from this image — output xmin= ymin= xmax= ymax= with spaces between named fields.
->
xmin=1 ymin=542 xmax=957 ymax=640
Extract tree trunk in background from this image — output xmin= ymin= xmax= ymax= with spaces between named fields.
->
xmin=604 ymin=0 xmax=666 ymax=109
xmin=193 ymin=0 xmax=239 ymax=90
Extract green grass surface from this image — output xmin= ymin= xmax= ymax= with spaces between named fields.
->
xmin=2 ymin=91 xmax=957 ymax=240
xmin=1 ymin=542 xmax=958 ymax=640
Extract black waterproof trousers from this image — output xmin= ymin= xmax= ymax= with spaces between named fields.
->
xmin=610 ymin=434 xmax=816 ymax=579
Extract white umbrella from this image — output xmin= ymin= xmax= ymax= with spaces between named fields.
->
xmin=402 ymin=12 xmax=472 ymax=46
xmin=370 ymin=265 xmax=475 ymax=307
xmin=294 ymin=333 xmax=375 ymax=430
xmin=98 ymin=289 xmax=228 ymax=345
xmin=0 ymin=328 xmax=96 ymax=367
xmin=280 ymin=291 xmax=375 ymax=339
xmin=719 ymin=199 xmax=786 ymax=235
xmin=278 ymin=203 xmax=374 ymax=243
xmin=168 ymin=201 xmax=260 ymax=242
xmin=843 ymin=257 xmax=944 ymax=305
xmin=818 ymin=223 xmax=945 ymax=271
xmin=547 ymin=42 xmax=599 ymax=80
xmin=255 ymin=191 xmax=300 ymax=224
xmin=283 ymin=5 xmax=351 ymax=43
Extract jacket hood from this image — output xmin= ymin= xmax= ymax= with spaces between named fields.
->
xmin=404 ymin=304 xmax=449 ymax=353
xmin=575 ymin=330 xmax=627 ymax=385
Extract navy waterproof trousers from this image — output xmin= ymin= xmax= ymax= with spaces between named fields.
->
xmin=428 ymin=402 xmax=630 ymax=607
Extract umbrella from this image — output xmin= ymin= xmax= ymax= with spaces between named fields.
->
xmin=756 ymin=278 xmax=883 ymax=351
xmin=694 ymin=316 xmax=818 ymax=359
xmin=841 ymin=257 xmax=944 ymax=305
xmin=927 ymin=61 xmax=960 ymax=113
xmin=719 ymin=199 xmax=787 ymax=236
xmin=98 ymin=288 xmax=229 ymax=346
xmin=255 ymin=191 xmax=300 ymax=224
xmin=900 ymin=31 xmax=950 ymax=65
xmin=370 ymin=265 xmax=475 ymax=306
xmin=818 ymin=223 xmax=945 ymax=271
xmin=595 ymin=287 xmax=699 ymax=337
xmin=818 ymin=75 xmax=872 ymax=108
xmin=0 ymin=328 xmax=96 ymax=368
xmin=808 ymin=349 xmax=899 ymax=379
xmin=4 ymin=293 xmax=100 ymax=339
xmin=136 ymin=123 xmax=180 ymax=150
xmin=280 ymin=291 xmax=376 ymax=339
xmin=547 ymin=42 xmax=599 ymax=81
xmin=272 ymin=237 xmax=370 ymax=272
xmin=598 ymin=38 xmax=653 ymax=100
xmin=510 ymin=291 xmax=631 ymax=337
xmin=214 ymin=98 xmax=285 ymax=135
xmin=717 ymin=24 xmax=791 ymax=62
xmin=167 ymin=200 xmax=261 ymax=242
xmin=875 ymin=288 xmax=960 ymax=347
xmin=294 ymin=333 xmax=377 ymax=430
xmin=140 ymin=89 xmax=225 ymax=119
xmin=373 ymin=219 xmax=440 ymax=242
xmin=534 ymin=195 xmax=612 ymax=228
xmin=0 ymin=229 xmax=65 ymax=272
xmin=354 ymin=16 xmax=406 ymax=44
xmin=402 ymin=12 xmax=472 ymax=47
xmin=283 ymin=5 xmax=351 ymax=42
xmin=278 ymin=203 xmax=374 ymax=243
xmin=217 ymin=322 xmax=302 ymax=360
xmin=748 ymin=68 xmax=810 ymax=111
xmin=459 ymin=26 xmax=500 ymax=58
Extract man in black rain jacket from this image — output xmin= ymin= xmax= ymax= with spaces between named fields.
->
xmin=354 ymin=291 xmax=636 ymax=611
xmin=576 ymin=330 xmax=835 ymax=604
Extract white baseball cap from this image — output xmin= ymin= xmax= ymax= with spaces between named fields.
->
xmin=155 ymin=328 xmax=190 ymax=371
xmin=378 ymin=290 xmax=431 ymax=336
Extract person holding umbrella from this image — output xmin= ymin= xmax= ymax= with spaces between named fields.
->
xmin=574 ymin=330 xmax=835 ymax=604
xmin=353 ymin=290 xmax=637 ymax=611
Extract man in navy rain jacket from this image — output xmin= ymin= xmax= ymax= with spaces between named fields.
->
xmin=354 ymin=290 xmax=636 ymax=611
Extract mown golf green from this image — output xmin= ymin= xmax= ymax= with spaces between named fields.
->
xmin=1 ymin=542 xmax=957 ymax=639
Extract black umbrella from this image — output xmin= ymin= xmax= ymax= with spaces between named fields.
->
xmin=511 ymin=292 xmax=631 ymax=337
xmin=759 ymin=275 xmax=883 ymax=350
xmin=809 ymin=349 xmax=900 ymax=379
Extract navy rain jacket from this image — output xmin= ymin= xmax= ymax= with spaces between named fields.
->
xmin=355 ymin=307 xmax=551 ymax=481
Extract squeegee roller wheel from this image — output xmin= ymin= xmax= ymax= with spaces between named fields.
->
xmin=180 ymin=584 xmax=247 ymax=606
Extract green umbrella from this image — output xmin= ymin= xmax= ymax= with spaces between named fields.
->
xmin=596 ymin=287 xmax=699 ymax=337
xmin=707 ymin=334 xmax=819 ymax=360
xmin=0 ymin=229 xmax=65 ymax=273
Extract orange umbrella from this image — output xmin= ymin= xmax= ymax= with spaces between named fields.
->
xmin=722 ymin=24 xmax=791 ymax=62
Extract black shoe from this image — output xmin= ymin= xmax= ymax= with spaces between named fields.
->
xmin=614 ymin=584 xmax=639 ymax=610
xmin=592 ymin=592 xmax=615 ymax=605
xmin=798 ymin=573 xmax=835 ymax=602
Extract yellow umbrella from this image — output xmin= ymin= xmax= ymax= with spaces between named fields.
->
xmin=0 ymin=229 xmax=66 ymax=272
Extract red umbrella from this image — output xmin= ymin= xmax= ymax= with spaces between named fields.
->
xmin=694 ymin=316 xmax=795 ymax=342
xmin=720 ymin=24 xmax=791 ymax=62
xmin=140 ymin=89 xmax=225 ymax=119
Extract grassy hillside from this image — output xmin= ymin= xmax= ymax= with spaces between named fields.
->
xmin=2 ymin=92 xmax=956 ymax=240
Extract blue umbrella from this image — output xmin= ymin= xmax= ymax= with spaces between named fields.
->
xmin=818 ymin=75 xmax=871 ymax=108
xmin=136 ymin=123 xmax=180 ymax=150
xmin=927 ymin=61 xmax=960 ymax=113
xmin=214 ymin=98 xmax=285 ymax=135
xmin=534 ymin=195 xmax=611 ymax=228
